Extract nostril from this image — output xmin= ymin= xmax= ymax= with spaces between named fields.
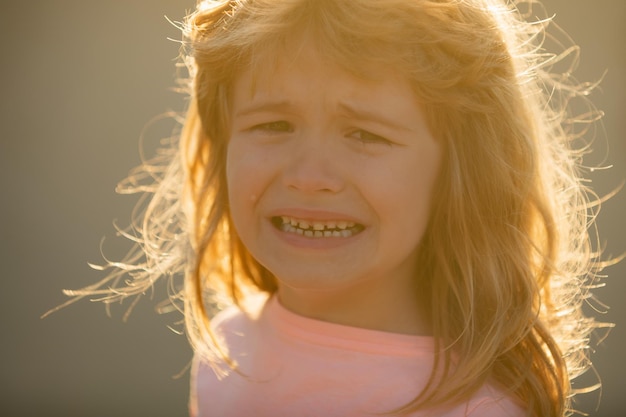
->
xmin=282 ymin=150 xmax=344 ymax=193
xmin=283 ymin=172 xmax=344 ymax=193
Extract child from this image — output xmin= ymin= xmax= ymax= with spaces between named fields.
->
xmin=52 ymin=0 xmax=611 ymax=415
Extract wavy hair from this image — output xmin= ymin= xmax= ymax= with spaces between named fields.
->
xmin=51 ymin=0 xmax=612 ymax=416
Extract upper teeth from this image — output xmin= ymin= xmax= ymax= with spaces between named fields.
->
xmin=281 ymin=216 xmax=355 ymax=231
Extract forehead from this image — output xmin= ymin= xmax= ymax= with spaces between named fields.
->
xmin=238 ymin=33 xmax=410 ymax=96
xmin=230 ymin=42 xmax=430 ymax=140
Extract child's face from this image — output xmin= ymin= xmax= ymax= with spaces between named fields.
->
xmin=226 ymin=44 xmax=441 ymax=312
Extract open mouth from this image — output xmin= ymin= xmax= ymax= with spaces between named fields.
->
xmin=271 ymin=216 xmax=364 ymax=238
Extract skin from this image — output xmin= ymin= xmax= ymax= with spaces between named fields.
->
xmin=226 ymin=41 xmax=441 ymax=335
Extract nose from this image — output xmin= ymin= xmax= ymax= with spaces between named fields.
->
xmin=282 ymin=137 xmax=344 ymax=194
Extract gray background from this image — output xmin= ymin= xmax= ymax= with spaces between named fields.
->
xmin=1 ymin=1 xmax=624 ymax=416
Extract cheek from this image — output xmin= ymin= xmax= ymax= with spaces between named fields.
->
xmin=226 ymin=142 xmax=270 ymax=230
xmin=379 ymin=155 xmax=440 ymax=238
xmin=226 ymin=144 xmax=254 ymax=227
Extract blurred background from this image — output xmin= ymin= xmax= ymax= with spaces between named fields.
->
xmin=1 ymin=1 xmax=623 ymax=416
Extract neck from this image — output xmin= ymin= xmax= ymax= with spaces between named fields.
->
xmin=277 ymin=277 xmax=431 ymax=336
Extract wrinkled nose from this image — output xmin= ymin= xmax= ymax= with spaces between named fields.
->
xmin=282 ymin=139 xmax=344 ymax=193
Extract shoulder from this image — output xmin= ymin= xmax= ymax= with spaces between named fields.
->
xmin=200 ymin=292 xmax=271 ymax=354
xmin=432 ymin=385 xmax=527 ymax=417
xmin=189 ymin=293 xmax=271 ymax=416
xmin=198 ymin=292 xmax=271 ymax=369
xmin=462 ymin=385 xmax=528 ymax=417
xmin=211 ymin=292 xmax=269 ymax=332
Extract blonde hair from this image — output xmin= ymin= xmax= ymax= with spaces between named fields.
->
xmin=52 ymin=0 xmax=612 ymax=416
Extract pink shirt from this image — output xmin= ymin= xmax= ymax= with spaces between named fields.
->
xmin=190 ymin=295 xmax=527 ymax=417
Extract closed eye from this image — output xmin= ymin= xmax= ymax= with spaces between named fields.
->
xmin=349 ymin=129 xmax=392 ymax=146
xmin=250 ymin=120 xmax=293 ymax=133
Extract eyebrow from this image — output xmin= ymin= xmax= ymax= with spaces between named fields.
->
xmin=337 ymin=102 xmax=412 ymax=132
xmin=234 ymin=100 xmax=294 ymax=118
xmin=234 ymin=99 xmax=413 ymax=132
